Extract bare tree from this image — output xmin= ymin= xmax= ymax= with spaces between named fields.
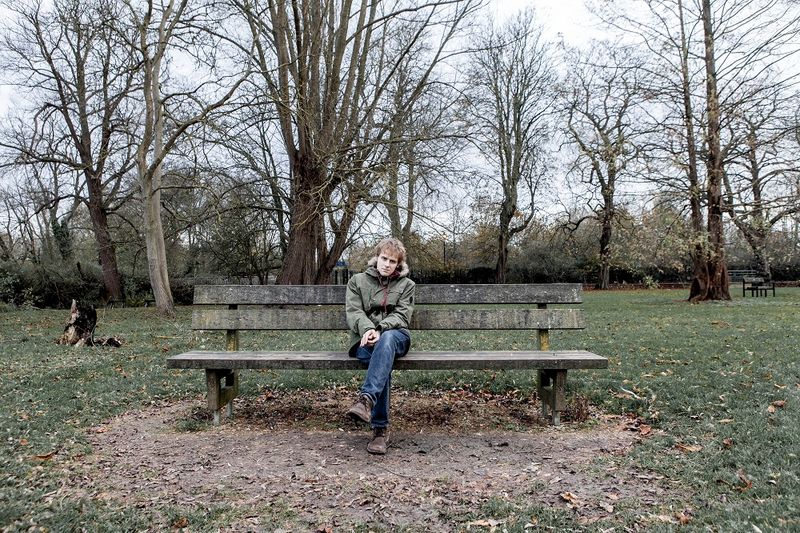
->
xmin=372 ymin=36 xmax=468 ymax=247
xmin=122 ymin=0 xmax=250 ymax=314
xmin=694 ymin=0 xmax=731 ymax=300
xmin=561 ymin=42 xmax=647 ymax=289
xmin=207 ymin=102 xmax=290 ymax=256
xmin=234 ymin=0 xmax=483 ymax=284
xmin=0 ymin=0 xmax=139 ymax=300
xmin=468 ymin=9 xmax=555 ymax=283
xmin=722 ymin=84 xmax=800 ymax=276
xmin=597 ymin=0 xmax=800 ymax=301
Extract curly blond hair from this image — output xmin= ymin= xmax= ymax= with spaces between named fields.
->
xmin=373 ymin=237 xmax=407 ymax=264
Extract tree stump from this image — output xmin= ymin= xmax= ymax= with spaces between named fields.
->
xmin=57 ymin=300 xmax=121 ymax=347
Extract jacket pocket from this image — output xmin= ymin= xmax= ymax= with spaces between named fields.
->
xmin=385 ymin=288 xmax=402 ymax=307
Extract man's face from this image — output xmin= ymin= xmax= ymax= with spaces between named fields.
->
xmin=376 ymin=249 xmax=400 ymax=276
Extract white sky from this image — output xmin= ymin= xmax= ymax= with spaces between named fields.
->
xmin=491 ymin=0 xmax=601 ymax=43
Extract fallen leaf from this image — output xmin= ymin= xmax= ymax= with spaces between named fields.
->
xmin=771 ymin=400 xmax=786 ymax=409
xmin=639 ymin=424 xmax=652 ymax=436
xmin=560 ymin=492 xmax=580 ymax=505
xmin=19 ymin=439 xmax=29 ymax=446
xmin=675 ymin=443 xmax=703 ymax=453
xmin=736 ymin=469 xmax=753 ymax=492
xmin=722 ymin=438 xmax=734 ymax=448
xmin=33 ymin=451 xmax=56 ymax=461
xmin=172 ymin=516 xmax=189 ymax=529
xmin=598 ymin=501 xmax=614 ymax=513
xmin=314 ymin=526 xmax=333 ymax=533
xmin=719 ymin=419 xmax=734 ymax=424
xmin=676 ymin=512 xmax=692 ymax=524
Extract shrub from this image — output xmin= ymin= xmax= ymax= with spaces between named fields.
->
xmin=0 ymin=262 xmax=21 ymax=304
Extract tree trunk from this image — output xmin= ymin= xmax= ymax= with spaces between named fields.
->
xmin=495 ymin=232 xmax=509 ymax=284
xmin=675 ymin=0 xmax=709 ymax=300
xmin=753 ymin=248 xmax=771 ymax=279
xmin=141 ymin=168 xmax=174 ymax=313
xmin=689 ymin=0 xmax=730 ymax=301
xmin=137 ymin=13 xmax=175 ymax=315
xmin=315 ymin=197 xmax=358 ymax=285
xmin=597 ymin=215 xmax=613 ymax=290
xmin=277 ymin=159 xmax=326 ymax=284
xmin=85 ymin=172 xmax=123 ymax=300
xmin=495 ymin=193 xmax=515 ymax=284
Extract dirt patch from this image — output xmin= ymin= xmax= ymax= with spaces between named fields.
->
xmin=68 ymin=390 xmax=679 ymax=530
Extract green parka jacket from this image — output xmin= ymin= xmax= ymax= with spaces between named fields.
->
xmin=345 ymin=258 xmax=415 ymax=356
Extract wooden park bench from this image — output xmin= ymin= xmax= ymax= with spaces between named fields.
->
xmin=729 ymin=269 xmax=759 ymax=283
xmin=742 ymin=276 xmax=776 ymax=297
xmin=167 ymin=284 xmax=607 ymax=426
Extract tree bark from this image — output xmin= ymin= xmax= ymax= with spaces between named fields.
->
xmin=597 ymin=206 xmax=613 ymax=290
xmin=141 ymin=165 xmax=174 ymax=313
xmin=495 ymin=193 xmax=516 ymax=284
xmin=689 ymin=0 xmax=730 ymax=301
xmin=277 ymin=158 xmax=326 ymax=284
xmin=85 ymin=172 xmax=123 ymax=300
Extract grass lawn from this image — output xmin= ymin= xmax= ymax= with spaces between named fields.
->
xmin=1 ymin=288 xmax=798 ymax=531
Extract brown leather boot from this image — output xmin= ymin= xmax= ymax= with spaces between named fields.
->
xmin=367 ymin=427 xmax=389 ymax=455
xmin=346 ymin=394 xmax=373 ymax=424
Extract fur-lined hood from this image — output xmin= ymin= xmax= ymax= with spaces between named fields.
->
xmin=366 ymin=255 xmax=410 ymax=278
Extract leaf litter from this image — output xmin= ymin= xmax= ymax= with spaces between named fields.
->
xmin=62 ymin=389 xmax=684 ymax=530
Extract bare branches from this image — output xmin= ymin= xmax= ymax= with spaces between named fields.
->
xmin=466 ymin=8 xmax=556 ymax=282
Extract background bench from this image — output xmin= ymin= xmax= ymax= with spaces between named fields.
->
xmin=729 ymin=269 xmax=759 ymax=283
xmin=167 ymin=284 xmax=607 ymax=425
xmin=742 ymin=276 xmax=775 ymax=297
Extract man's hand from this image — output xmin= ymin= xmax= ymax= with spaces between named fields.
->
xmin=360 ymin=328 xmax=381 ymax=347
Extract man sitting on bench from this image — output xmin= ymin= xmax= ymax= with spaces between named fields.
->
xmin=345 ymin=237 xmax=415 ymax=455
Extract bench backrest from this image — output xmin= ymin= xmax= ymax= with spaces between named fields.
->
xmin=743 ymin=276 xmax=764 ymax=285
xmin=730 ymin=269 xmax=759 ymax=282
xmin=192 ymin=284 xmax=585 ymax=350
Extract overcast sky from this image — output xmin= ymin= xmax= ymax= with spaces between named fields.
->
xmin=491 ymin=0 xmax=600 ymax=43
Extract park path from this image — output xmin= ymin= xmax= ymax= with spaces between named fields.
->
xmin=68 ymin=396 xmax=679 ymax=530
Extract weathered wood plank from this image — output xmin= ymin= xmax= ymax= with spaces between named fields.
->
xmin=193 ymin=283 xmax=582 ymax=305
xmin=167 ymin=350 xmax=608 ymax=370
xmin=191 ymin=308 xmax=585 ymax=331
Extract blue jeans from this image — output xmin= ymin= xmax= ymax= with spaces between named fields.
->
xmin=354 ymin=329 xmax=410 ymax=429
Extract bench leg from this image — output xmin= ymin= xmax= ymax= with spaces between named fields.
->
xmin=206 ymin=369 xmax=239 ymax=425
xmin=538 ymin=369 xmax=567 ymax=426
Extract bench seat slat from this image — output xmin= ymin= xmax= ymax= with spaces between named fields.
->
xmin=194 ymin=283 xmax=582 ymax=305
xmin=168 ymin=350 xmax=607 ymax=370
xmin=192 ymin=308 xmax=585 ymax=331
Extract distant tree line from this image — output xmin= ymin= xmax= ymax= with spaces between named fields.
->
xmin=1 ymin=0 xmax=799 ymax=311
